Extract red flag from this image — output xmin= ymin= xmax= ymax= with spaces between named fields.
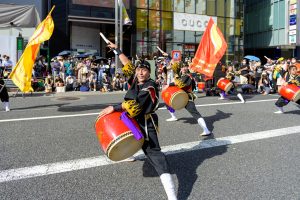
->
xmin=190 ymin=17 xmax=227 ymax=77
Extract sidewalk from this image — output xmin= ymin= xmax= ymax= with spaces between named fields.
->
xmin=8 ymin=90 xmax=127 ymax=97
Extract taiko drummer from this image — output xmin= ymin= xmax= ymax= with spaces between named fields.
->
xmin=100 ymin=42 xmax=177 ymax=200
xmin=274 ymin=65 xmax=300 ymax=114
xmin=217 ymin=65 xmax=245 ymax=103
xmin=164 ymin=63 xmax=211 ymax=137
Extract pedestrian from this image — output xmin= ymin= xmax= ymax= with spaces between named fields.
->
xmin=0 ymin=78 xmax=10 ymax=112
xmin=100 ymin=41 xmax=177 ymax=200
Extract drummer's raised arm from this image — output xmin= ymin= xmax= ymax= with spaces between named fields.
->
xmin=107 ymin=42 xmax=135 ymax=77
xmin=107 ymin=42 xmax=130 ymax=66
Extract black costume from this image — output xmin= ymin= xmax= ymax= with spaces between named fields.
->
xmin=275 ymin=73 xmax=300 ymax=107
xmin=113 ymin=61 xmax=169 ymax=176
xmin=0 ymin=79 xmax=9 ymax=102
xmin=169 ymin=73 xmax=202 ymax=119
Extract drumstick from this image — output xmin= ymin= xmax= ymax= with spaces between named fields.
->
xmin=99 ymin=32 xmax=110 ymax=44
xmin=156 ymin=46 xmax=165 ymax=54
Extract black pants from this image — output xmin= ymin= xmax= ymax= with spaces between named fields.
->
xmin=138 ymin=114 xmax=170 ymax=176
xmin=0 ymin=86 xmax=9 ymax=102
xmin=275 ymin=96 xmax=300 ymax=107
xmin=185 ymin=101 xmax=202 ymax=119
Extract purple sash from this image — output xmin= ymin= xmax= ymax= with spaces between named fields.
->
xmin=167 ymin=105 xmax=175 ymax=113
xmin=120 ymin=112 xmax=143 ymax=140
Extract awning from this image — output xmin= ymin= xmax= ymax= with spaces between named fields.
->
xmin=0 ymin=4 xmax=40 ymax=28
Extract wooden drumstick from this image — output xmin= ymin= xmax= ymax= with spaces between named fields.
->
xmin=156 ymin=46 xmax=165 ymax=54
xmin=99 ymin=32 xmax=110 ymax=44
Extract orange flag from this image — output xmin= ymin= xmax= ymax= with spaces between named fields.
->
xmin=190 ymin=17 xmax=227 ymax=77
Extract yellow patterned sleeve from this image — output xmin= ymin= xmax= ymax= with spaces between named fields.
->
xmin=122 ymin=100 xmax=142 ymax=118
xmin=122 ymin=62 xmax=135 ymax=77
xmin=174 ymin=78 xmax=186 ymax=89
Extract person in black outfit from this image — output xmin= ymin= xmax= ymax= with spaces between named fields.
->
xmin=101 ymin=42 xmax=177 ymax=200
xmin=165 ymin=63 xmax=211 ymax=136
xmin=274 ymin=65 xmax=300 ymax=114
xmin=0 ymin=78 xmax=10 ymax=112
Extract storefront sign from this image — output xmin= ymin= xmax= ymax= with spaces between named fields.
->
xmin=290 ymin=15 xmax=297 ymax=25
xmin=290 ymin=4 xmax=297 ymax=10
xmin=289 ymin=35 xmax=296 ymax=44
xmin=290 ymin=0 xmax=297 ymax=4
xmin=289 ymin=30 xmax=297 ymax=35
xmin=290 ymin=9 xmax=297 ymax=15
xmin=173 ymin=13 xmax=217 ymax=32
xmin=172 ymin=50 xmax=182 ymax=61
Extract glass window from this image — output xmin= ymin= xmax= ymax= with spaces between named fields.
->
xmin=207 ymin=0 xmax=216 ymax=16
xmin=226 ymin=0 xmax=235 ymax=18
xmin=136 ymin=0 xmax=148 ymax=8
xmin=149 ymin=0 xmax=160 ymax=10
xmin=278 ymin=0 xmax=285 ymax=29
xmin=174 ymin=0 xmax=184 ymax=12
xmin=149 ymin=10 xmax=160 ymax=30
xmin=196 ymin=0 xmax=206 ymax=14
xmin=185 ymin=31 xmax=195 ymax=43
xmin=173 ymin=30 xmax=184 ymax=42
xmin=217 ymin=0 xmax=225 ymax=17
xmin=162 ymin=0 xmax=173 ymax=11
xmin=185 ymin=0 xmax=195 ymax=13
xmin=136 ymin=9 xmax=148 ymax=29
xmin=162 ymin=11 xmax=173 ymax=31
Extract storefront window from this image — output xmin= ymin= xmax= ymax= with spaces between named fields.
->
xmin=136 ymin=9 xmax=148 ymax=40
xmin=217 ymin=0 xmax=225 ymax=17
xmin=174 ymin=0 xmax=184 ymax=12
xmin=207 ymin=0 xmax=216 ymax=16
xmin=173 ymin=30 xmax=184 ymax=42
xmin=185 ymin=31 xmax=195 ymax=43
xmin=185 ymin=0 xmax=195 ymax=13
xmin=196 ymin=0 xmax=206 ymax=14
xmin=162 ymin=0 xmax=173 ymax=11
xmin=226 ymin=0 xmax=235 ymax=18
xmin=136 ymin=0 xmax=148 ymax=8
xmin=162 ymin=11 xmax=173 ymax=31
xmin=149 ymin=0 xmax=160 ymax=10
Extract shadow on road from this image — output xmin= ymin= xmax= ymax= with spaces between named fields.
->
xmin=142 ymin=135 xmax=228 ymax=200
xmin=178 ymin=109 xmax=233 ymax=133
xmin=57 ymin=103 xmax=119 ymax=112
xmin=11 ymin=103 xmax=69 ymax=111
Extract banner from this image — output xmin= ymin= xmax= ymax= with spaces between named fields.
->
xmin=9 ymin=6 xmax=55 ymax=92
xmin=190 ymin=17 xmax=227 ymax=77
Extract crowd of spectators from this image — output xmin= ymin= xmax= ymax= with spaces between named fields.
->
xmin=1 ymin=52 xmax=299 ymax=95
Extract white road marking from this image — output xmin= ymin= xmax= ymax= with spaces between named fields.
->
xmin=0 ymin=99 xmax=277 ymax=123
xmin=0 ymin=125 xmax=299 ymax=183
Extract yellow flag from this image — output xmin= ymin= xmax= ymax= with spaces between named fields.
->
xmin=9 ymin=6 xmax=55 ymax=92
xmin=120 ymin=0 xmax=131 ymax=25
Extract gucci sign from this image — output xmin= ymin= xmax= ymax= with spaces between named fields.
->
xmin=173 ymin=12 xmax=217 ymax=32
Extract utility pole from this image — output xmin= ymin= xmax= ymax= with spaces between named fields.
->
xmin=115 ymin=0 xmax=119 ymax=68
xmin=119 ymin=0 xmax=123 ymax=52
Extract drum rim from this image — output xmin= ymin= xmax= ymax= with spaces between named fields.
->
xmin=293 ymin=90 xmax=300 ymax=102
xmin=94 ymin=112 xmax=106 ymax=128
xmin=106 ymin=131 xmax=144 ymax=161
xmin=224 ymin=82 xmax=233 ymax=92
xmin=170 ymin=90 xmax=188 ymax=110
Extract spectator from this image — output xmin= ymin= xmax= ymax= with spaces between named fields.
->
xmin=51 ymin=57 xmax=61 ymax=78
xmin=54 ymin=75 xmax=64 ymax=87
xmin=66 ymin=74 xmax=76 ymax=91
xmin=57 ymin=56 xmax=65 ymax=82
xmin=112 ymin=72 xmax=122 ymax=91
xmin=88 ymin=69 xmax=97 ymax=91
xmin=109 ymin=57 xmax=116 ymax=79
xmin=44 ymin=74 xmax=54 ymax=93
xmin=257 ymin=72 xmax=271 ymax=95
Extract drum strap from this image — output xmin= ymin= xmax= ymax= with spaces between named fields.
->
xmin=144 ymin=113 xmax=159 ymax=140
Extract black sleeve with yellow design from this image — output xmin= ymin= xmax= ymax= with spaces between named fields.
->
xmin=288 ymin=75 xmax=300 ymax=86
xmin=122 ymin=100 xmax=142 ymax=118
xmin=122 ymin=62 xmax=135 ymax=78
xmin=174 ymin=75 xmax=192 ymax=89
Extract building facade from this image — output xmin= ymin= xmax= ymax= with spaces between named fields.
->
xmin=244 ymin=0 xmax=300 ymax=59
xmin=48 ymin=0 xmax=244 ymax=62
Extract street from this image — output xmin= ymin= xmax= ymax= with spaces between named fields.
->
xmin=0 ymin=92 xmax=300 ymax=200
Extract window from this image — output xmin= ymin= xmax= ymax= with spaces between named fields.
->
xmin=196 ymin=0 xmax=206 ymax=14
xmin=207 ymin=0 xmax=216 ymax=16
xmin=185 ymin=0 xmax=195 ymax=13
xmin=174 ymin=0 xmax=184 ymax=12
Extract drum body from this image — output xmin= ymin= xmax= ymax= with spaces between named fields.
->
xmin=217 ymin=78 xmax=233 ymax=93
xmin=279 ymin=84 xmax=300 ymax=102
xmin=197 ymin=82 xmax=205 ymax=91
xmin=95 ymin=112 xmax=144 ymax=161
xmin=162 ymin=86 xmax=189 ymax=110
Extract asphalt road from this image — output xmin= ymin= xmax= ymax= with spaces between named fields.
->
xmin=0 ymin=92 xmax=299 ymax=200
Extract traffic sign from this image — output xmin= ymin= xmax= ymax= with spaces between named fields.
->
xmin=171 ymin=50 xmax=182 ymax=61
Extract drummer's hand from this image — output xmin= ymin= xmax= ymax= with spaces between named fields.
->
xmin=101 ymin=106 xmax=114 ymax=116
xmin=282 ymin=82 xmax=288 ymax=86
xmin=162 ymin=85 xmax=168 ymax=91
xmin=107 ymin=42 xmax=117 ymax=49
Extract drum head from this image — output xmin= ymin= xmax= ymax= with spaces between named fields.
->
xmin=293 ymin=91 xmax=300 ymax=102
xmin=107 ymin=132 xmax=144 ymax=161
xmin=170 ymin=91 xmax=189 ymax=110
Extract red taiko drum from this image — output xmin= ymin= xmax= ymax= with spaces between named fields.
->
xmin=197 ymin=82 xmax=205 ymax=90
xmin=279 ymin=84 xmax=300 ymax=102
xmin=94 ymin=112 xmax=144 ymax=161
xmin=161 ymin=86 xmax=189 ymax=110
xmin=217 ymin=78 xmax=233 ymax=93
